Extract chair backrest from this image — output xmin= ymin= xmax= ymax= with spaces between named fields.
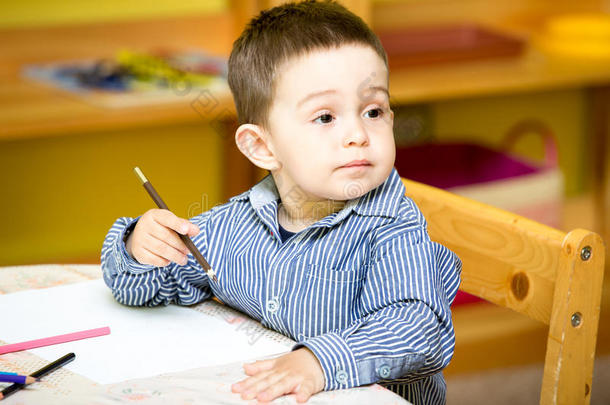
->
xmin=401 ymin=177 xmax=605 ymax=405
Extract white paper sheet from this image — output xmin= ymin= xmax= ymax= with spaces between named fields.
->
xmin=0 ymin=280 xmax=291 ymax=384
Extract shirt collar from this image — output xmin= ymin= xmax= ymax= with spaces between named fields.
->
xmin=229 ymin=167 xmax=405 ymax=226
xmin=351 ymin=167 xmax=404 ymax=219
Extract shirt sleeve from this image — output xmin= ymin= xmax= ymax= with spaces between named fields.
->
xmin=100 ymin=210 xmax=214 ymax=307
xmin=293 ymin=226 xmax=462 ymax=391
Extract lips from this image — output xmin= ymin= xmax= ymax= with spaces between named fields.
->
xmin=341 ymin=159 xmax=371 ymax=168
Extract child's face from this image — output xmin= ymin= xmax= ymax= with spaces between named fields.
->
xmin=266 ymin=44 xmax=395 ymax=202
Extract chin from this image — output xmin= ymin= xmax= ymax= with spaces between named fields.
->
xmin=343 ymin=168 xmax=391 ymax=199
xmin=338 ymin=177 xmax=376 ymax=200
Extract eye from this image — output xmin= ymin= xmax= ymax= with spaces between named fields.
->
xmin=365 ymin=108 xmax=384 ymax=119
xmin=313 ymin=113 xmax=334 ymax=125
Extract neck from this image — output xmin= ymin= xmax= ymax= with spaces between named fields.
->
xmin=278 ymin=198 xmax=345 ymax=232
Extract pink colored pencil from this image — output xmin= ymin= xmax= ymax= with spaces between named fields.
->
xmin=0 ymin=327 xmax=110 ymax=355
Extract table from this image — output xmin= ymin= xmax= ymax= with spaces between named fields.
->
xmin=0 ymin=264 xmax=410 ymax=405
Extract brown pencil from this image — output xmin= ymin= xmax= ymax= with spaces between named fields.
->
xmin=0 ymin=353 xmax=75 ymax=401
xmin=133 ymin=167 xmax=217 ymax=282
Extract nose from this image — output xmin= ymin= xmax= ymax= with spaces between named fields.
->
xmin=343 ymin=118 xmax=369 ymax=147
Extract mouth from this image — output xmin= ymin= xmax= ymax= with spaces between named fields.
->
xmin=340 ymin=159 xmax=371 ymax=168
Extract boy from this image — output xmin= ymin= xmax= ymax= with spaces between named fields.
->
xmin=101 ymin=1 xmax=461 ymax=404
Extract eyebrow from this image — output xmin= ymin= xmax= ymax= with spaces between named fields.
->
xmin=297 ymin=86 xmax=390 ymax=108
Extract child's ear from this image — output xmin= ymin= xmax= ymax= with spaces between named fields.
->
xmin=235 ymin=124 xmax=280 ymax=171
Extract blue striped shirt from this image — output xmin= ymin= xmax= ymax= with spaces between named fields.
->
xmin=101 ymin=167 xmax=461 ymax=405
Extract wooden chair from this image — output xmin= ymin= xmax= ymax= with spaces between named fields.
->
xmin=401 ymin=177 xmax=605 ymax=405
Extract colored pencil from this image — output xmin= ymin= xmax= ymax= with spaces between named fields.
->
xmin=133 ymin=166 xmax=217 ymax=281
xmin=0 ymin=375 xmax=36 ymax=384
xmin=0 ymin=326 xmax=110 ymax=355
xmin=0 ymin=353 xmax=75 ymax=401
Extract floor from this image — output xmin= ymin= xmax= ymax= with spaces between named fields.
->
xmin=446 ymin=349 xmax=610 ymax=404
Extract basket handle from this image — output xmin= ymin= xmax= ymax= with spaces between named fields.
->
xmin=501 ymin=119 xmax=559 ymax=169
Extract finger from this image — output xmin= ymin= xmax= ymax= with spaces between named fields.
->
xmin=186 ymin=222 xmax=200 ymax=237
xmin=295 ymin=381 xmax=315 ymax=403
xmin=144 ymin=233 xmax=188 ymax=265
xmin=232 ymin=369 xmax=275 ymax=392
xmin=243 ymin=359 xmax=275 ymax=376
xmin=231 ymin=370 xmax=273 ymax=394
xmin=149 ymin=223 xmax=189 ymax=256
xmin=243 ymin=371 xmax=290 ymax=401
xmin=154 ymin=210 xmax=199 ymax=236
xmin=135 ymin=245 xmax=170 ymax=267
xmin=257 ymin=375 xmax=300 ymax=403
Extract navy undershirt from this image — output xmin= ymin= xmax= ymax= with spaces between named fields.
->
xmin=277 ymin=203 xmax=297 ymax=242
xmin=278 ymin=222 xmax=296 ymax=242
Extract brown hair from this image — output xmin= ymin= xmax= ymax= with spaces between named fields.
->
xmin=227 ymin=0 xmax=388 ymax=129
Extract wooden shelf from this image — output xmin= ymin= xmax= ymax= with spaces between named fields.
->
xmin=0 ymin=14 xmax=236 ymax=140
xmin=3 ymin=11 xmax=610 ymax=137
xmin=0 ymin=8 xmax=607 ymax=234
xmin=389 ymin=45 xmax=610 ymax=105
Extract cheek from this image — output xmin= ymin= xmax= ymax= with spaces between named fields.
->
xmin=289 ymin=134 xmax=330 ymax=158
xmin=386 ymin=137 xmax=396 ymax=158
xmin=273 ymin=133 xmax=304 ymax=163
xmin=373 ymin=129 xmax=395 ymax=154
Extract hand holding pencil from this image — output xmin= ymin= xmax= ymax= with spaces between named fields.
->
xmin=127 ymin=167 xmax=217 ymax=281
xmin=125 ymin=208 xmax=200 ymax=267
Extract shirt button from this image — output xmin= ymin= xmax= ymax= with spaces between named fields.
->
xmin=378 ymin=364 xmax=391 ymax=379
xmin=266 ymin=298 xmax=279 ymax=313
xmin=335 ymin=370 xmax=348 ymax=385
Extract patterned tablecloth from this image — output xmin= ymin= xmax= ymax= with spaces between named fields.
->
xmin=0 ymin=264 xmax=410 ymax=405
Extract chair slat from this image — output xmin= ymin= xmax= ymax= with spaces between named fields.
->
xmin=402 ymin=178 xmax=564 ymax=324
xmin=401 ymin=177 xmax=605 ymax=405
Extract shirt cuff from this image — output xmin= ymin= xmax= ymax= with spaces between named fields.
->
xmin=114 ymin=216 xmax=156 ymax=275
xmin=293 ymin=333 xmax=428 ymax=389
xmin=292 ymin=332 xmax=359 ymax=390
xmin=354 ymin=353 xmax=426 ymax=384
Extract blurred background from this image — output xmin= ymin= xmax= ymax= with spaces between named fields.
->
xmin=0 ymin=0 xmax=609 ymax=403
